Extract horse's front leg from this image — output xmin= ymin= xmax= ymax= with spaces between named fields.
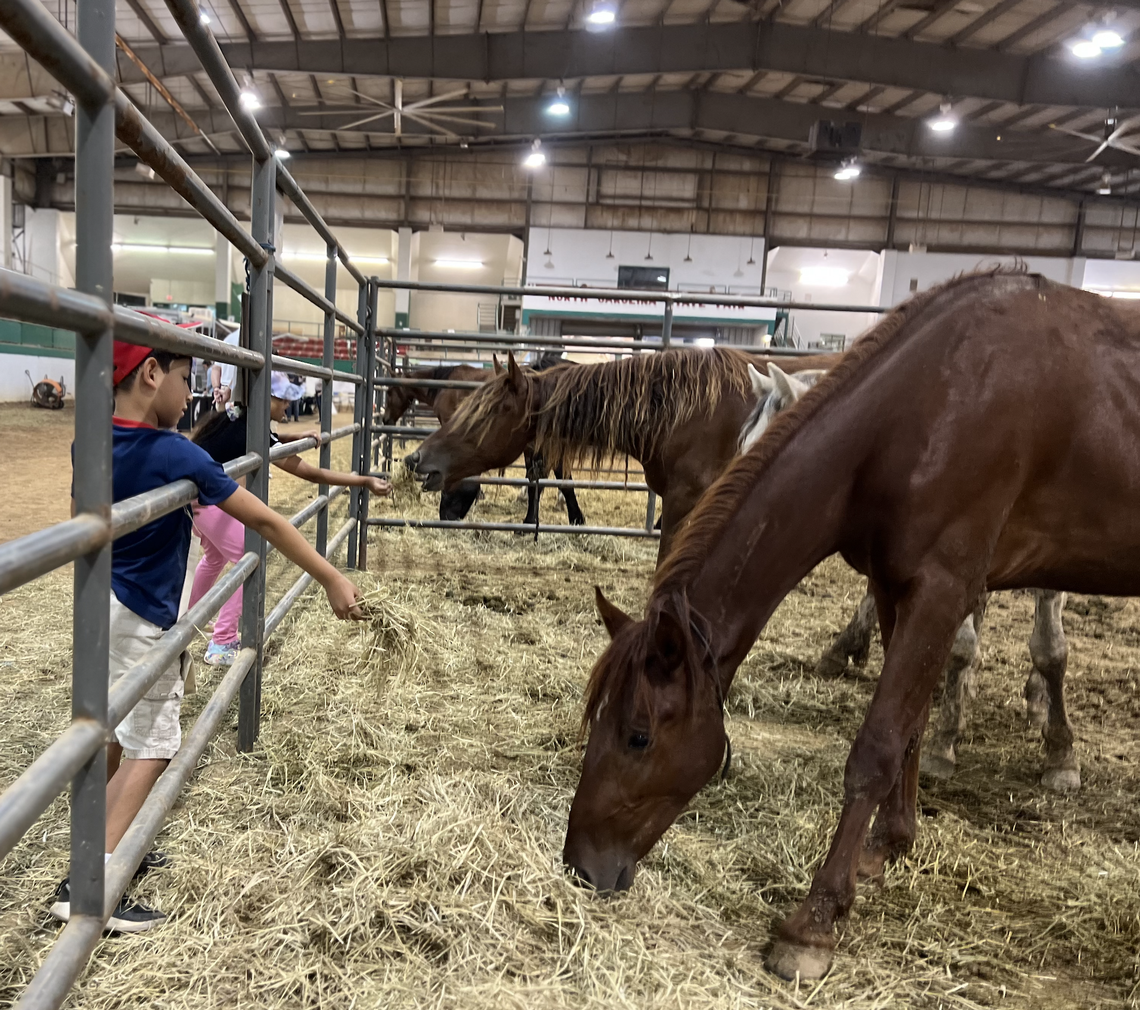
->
xmin=816 ymin=590 xmax=877 ymax=677
xmin=522 ymin=448 xmax=544 ymax=526
xmin=556 ymin=463 xmax=586 ymax=525
xmin=767 ymin=568 xmax=973 ymax=981
xmin=1029 ymin=590 xmax=1079 ymax=792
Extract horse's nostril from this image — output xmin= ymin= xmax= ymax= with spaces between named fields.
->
xmin=404 ymin=451 xmax=420 ymax=469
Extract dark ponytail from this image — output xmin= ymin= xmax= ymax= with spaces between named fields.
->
xmin=189 ymin=407 xmax=233 ymax=446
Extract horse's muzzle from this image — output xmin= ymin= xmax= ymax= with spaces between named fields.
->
xmin=562 ymin=849 xmax=635 ymax=894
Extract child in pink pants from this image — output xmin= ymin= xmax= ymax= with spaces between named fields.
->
xmin=188 ymin=372 xmax=390 ymax=665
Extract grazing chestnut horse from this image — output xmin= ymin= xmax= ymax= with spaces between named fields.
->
xmin=408 ymin=347 xmax=837 ymax=560
xmin=563 ymin=270 xmax=1140 ymax=980
xmin=383 ymin=361 xmax=586 ymax=525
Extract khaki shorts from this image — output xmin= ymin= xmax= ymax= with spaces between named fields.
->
xmin=109 ymin=591 xmax=190 ymax=761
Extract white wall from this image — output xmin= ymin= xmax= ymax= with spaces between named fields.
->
xmin=527 ymin=228 xmax=766 ymax=293
xmin=410 ymin=231 xmax=521 ymax=332
xmin=765 ymin=247 xmax=880 ymax=348
xmin=1083 ymin=259 xmax=1140 ymax=296
xmin=876 ymin=250 xmax=1087 ymax=307
xmin=1 ymin=355 xmax=74 ymax=403
xmin=26 ymin=208 xmax=74 ymax=289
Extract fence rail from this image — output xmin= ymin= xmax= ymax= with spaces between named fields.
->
xmin=0 ymin=0 xmax=379 ymax=1003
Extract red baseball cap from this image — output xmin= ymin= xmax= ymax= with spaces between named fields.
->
xmin=112 ymin=341 xmax=155 ymax=387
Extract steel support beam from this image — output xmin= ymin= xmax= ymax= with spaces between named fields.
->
xmin=95 ymin=23 xmax=1140 ymax=111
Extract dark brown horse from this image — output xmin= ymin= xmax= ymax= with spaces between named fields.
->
xmin=384 ymin=362 xmax=586 ymax=525
xmin=563 ymin=270 xmax=1140 ymax=980
xmin=408 ymin=348 xmax=837 ymax=560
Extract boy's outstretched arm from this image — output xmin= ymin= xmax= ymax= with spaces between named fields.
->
xmin=217 ymin=486 xmax=364 ymax=620
xmin=273 ymin=453 xmax=391 ymax=497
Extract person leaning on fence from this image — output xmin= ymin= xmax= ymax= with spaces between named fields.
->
xmin=54 ymin=343 xmax=366 ymax=934
xmin=185 ymin=371 xmax=391 ymax=666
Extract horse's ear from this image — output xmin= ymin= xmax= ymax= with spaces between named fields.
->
xmin=595 ymin=587 xmax=633 ymax=640
xmin=769 ymin=364 xmax=809 ymax=405
xmin=506 ymin=351 xmax=523 ymax=390
xmin=492 ymin=355 xmax=504 ymax=376
xmin=650 ymin=606 xmax=686 ymax=671
xmin=748 ymin=363 xmax=775 ymax=398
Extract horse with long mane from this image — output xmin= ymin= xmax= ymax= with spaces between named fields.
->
xmin=384 ymin=359 xmax=586 ymax=525
xmin=407 ymin=346 xmax=837 ymax=559
xmin=562 ymin=269 xmax=1140 ymax=980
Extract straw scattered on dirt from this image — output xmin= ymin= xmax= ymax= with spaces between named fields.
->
xmin=2 ymin=426 xmax=1140 ymax=1008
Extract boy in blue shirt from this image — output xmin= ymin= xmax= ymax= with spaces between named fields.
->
xmin=53 ymin=342 xmax=363 ymax=932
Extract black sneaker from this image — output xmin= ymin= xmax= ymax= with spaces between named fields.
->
xmin=49 ymin=878 xmax=70 ymax=923
xmin=132 ymin=850 xmax=172 ymax=880
xmin=106 ymin=894 xmax=167 ymax=933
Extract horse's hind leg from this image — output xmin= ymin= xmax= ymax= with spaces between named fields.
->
xmin=1029 ymin=590 xmax=1079 ymax=792
xmin=522 ymin=449 xmax=545 ymax=526
xmin=920 ymin=594 xmax=987 ymax=779
xmin=816 ymin=589 xmax=877 ymax=677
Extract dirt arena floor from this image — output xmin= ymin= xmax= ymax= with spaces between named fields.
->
xmin=3 ymin=406 xmax=1140 ymax=1008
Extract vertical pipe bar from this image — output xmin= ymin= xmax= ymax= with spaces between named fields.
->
xmin=315 ymin=242 xmax=336 ymax=555
xmin=644 ymin=491 xmax=657 ymax=534
xmin=661 ymin=301 xmax=673 ymax=349
xmin=70 ymin=0 xmax=115 ymax=924
xmin=346 ymin=280 xmax=368 ymax=569
xmin=238 ymin=154 xmax=275 ymax=753
xmin=357 ymin=277 xmax=379 ymax=571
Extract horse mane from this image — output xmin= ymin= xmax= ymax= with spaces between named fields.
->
xmin=580 ymin=591 xmax=717 ymax=737
xmin=655 ymin=265 xmax=1041 ymax=594
xmin=449 ymin=348 xmax=753 ymax=471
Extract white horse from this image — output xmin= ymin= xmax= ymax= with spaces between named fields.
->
xmin=739 ymin=363 xmax=1077 ymax=791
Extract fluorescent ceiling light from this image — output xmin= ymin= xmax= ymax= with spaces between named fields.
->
xmin=1092 ymin=29 xmax=1124 ymax=48
xmin=799 ymin=266 xmax=850 ymax=287
xmin=547 ymin=100 xmax=570 ymax=116
xmin=523 ymin=150 xmax=547 ymax=168
xmin=434 ymin=259 xmax=484 ymax=269
xmin=587 ymin=6 xmax=616 ymax=24
xmin=928 ymin=115 xmax=956 ymax=132
xmin=834 ymin=164 xmax=860 ymax=181
xmin=239 ymin=90 xmax=260 ymax=109
xmin=111 ymin=243 xmax=214 ymax=255
xmin=1071 ymin=40 xmax=1102 ymax=58
xmin=283 ymin=251 xmax=389 ymax=264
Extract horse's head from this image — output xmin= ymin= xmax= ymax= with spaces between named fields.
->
xmin=382 ymin=382 xmax=415 ymax=426
xmin=738 ymin=363 xmax=826 ymax=454
xmin=407 ymin=352 xmax=536 ymax=491
xmin=562 ymin=588 xmax=726 ymax=892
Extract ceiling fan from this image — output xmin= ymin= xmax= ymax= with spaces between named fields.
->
xmin=296 ymin=81 xmax=502 ymax=140
xmin=1048 ymin=113 xmax=1140 ymax=161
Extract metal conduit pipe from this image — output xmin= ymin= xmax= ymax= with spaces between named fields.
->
xmin=269 ymin=355 xmax=333 ymax=382
xmin=276 ymin=165 xmax=367 ymax=286
xmin=273 ymin=261 xmax=364 ymax=335
xmin=160 ymin=0 xmax=364 ymax=286
xmin=264 ymin=518 xmax=355 ymax=637
xmin=370 ymin=517 xmax=660 ymax=538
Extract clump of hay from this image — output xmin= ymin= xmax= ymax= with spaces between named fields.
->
xmin=357 ymin=585 xmax=420 ymax=671
xmin=389 ymin=461 xmax=424 ymax=510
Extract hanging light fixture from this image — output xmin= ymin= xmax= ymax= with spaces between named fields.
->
xmin=523 ymin=139 xmax=546 ymax=169
xmin=605 ymin=230 xmax=615 ymax=259
xmin=546 ymin=85 xmax=570 ymax=117
xmin=644 ymin=232 xmax=654 ymax=261
xmin=746 ymin=236 xmax=756 ymax=266
xmin=928 ymin=100 xmax=957 ymax=133
xmin=683 ymin=230 xmax=693 ymax=263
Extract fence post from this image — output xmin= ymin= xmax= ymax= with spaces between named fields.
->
xmin=238 ymin=153 xmax=276 ymax=753
xmin=315 ymin=242 xmax=336 ymax=556
xmin=357 ymin=278 xmax=378 ymax=571
xmin=69 ymin=0 xmax=115 ymax=928
xmin=347 ymin=280 xmax=368 ymax=569
xmin=661 ymin=301 xmax=673 ymax=349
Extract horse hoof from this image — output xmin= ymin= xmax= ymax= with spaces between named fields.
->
xmin=815 ymin=652 xmax=849 ymax=678
xmin=766 ymin=940 xmax=833 ymax=981
xmin=856 ymin=849 xmax=887 ymax=884
xmin=1041 ymin=766 xmax=1080 ymax=793
xmin=919 ymin=751 xmax=956 ymax=780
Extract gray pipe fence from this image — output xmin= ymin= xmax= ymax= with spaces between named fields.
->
xmin=0 ymin=0 xmax=380 ymax=1004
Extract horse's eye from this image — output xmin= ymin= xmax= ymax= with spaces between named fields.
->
xmin=628 ymin=733 xmax=650 ymax=750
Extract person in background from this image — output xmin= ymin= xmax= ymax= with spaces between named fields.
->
xmin=208 ymin=327 xmax=241 ymax=408
xmin=187 ymin=372 xmax=391 ymax=666
xmin=54 ymin=345 xmax=364 ymax=934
